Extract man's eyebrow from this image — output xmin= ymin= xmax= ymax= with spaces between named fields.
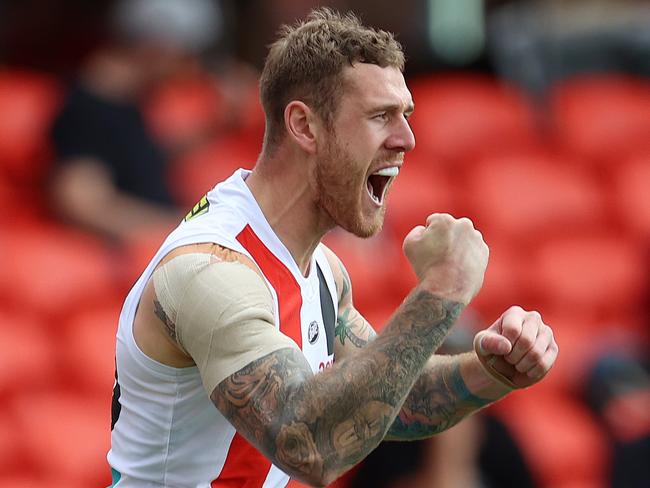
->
xmin=369 ymin=102 xmax=415 ymax=114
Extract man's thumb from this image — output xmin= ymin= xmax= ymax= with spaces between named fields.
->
xmin=474 ymin=331 xmax=512 ymax=357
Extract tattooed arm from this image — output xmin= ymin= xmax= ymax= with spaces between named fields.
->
xmin=212 ymin=286 xmax=463 ymax=486
xmin=322 ymin=245 xmax=510 ymax=441
xmin=212 ymin=215 xmax=489 ymax=486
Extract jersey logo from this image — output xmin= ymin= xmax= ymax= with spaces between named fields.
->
xmin=308 ymin=321 xmax=319 ymax=344
xmin=184 ymin=195 xmax=209 ymax=221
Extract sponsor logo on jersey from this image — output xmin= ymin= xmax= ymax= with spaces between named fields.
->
xmin=184 ymin=195 xmax=209 ymax=221
xmin=308 ymin=320 xmax=319 ymax=344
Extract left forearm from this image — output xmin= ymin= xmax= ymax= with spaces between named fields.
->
xmin=385 ymin=352 xmax=509 ymax=440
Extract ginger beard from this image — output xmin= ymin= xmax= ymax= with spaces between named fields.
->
xmin=314 ymin=130 xmax=395 ymax=238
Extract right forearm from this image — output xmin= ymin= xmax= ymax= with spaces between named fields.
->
xmin=214 ymin=288 xmax=463 ymax=485
xmin=286 ymin=288 xmax=463 ymax=482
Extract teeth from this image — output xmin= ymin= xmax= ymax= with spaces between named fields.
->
xmin=373 ymin=167 xmax=399 ymax=177
xmin=367 ymin=181 xmax=381 ymax=204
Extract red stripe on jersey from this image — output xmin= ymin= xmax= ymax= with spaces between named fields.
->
xmin=286 ymin=480 xmax=312 ymax=488
xmin=211 ymin=433 xmax=271 ymax=488
xmin=236 ymin=224 xmax=303 ymax=347
xmin=212 ymin=225 xmax=303 ymax=487
xmin=287 ymin=477 xmax=348 ymax=487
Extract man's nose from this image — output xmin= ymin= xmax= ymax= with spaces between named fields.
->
xmin=386 ymin=116 xmax=416 ymax=153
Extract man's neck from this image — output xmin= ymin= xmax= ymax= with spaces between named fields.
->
xmin=246 ymin=149 xmax=334 ymax=276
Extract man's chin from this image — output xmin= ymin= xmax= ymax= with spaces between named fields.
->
xmin=342 ymin=214 xmax=384 ymax=239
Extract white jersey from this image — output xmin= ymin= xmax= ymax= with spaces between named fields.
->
xmin=108 ymin=169 xmax=338 ymax=488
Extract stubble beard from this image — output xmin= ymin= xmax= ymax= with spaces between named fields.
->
xmin=315 ymin=135 xmax=385 ymax=239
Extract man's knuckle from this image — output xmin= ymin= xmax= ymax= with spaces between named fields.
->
xmin=545 ymin=325 xmax=555 ymax=340
xmin=518 ymin=334 xmax=535 ymax=350
xmin=528 ymin=347 xmax=543 ymax=363
xmin=501 ymin=322 xmax=520 ymax=337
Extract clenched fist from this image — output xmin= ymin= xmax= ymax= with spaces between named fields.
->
xmin=473 ymin=306 xmax=559 ymax=389
xmin=403 ymin=214 xmax=489 ymax=305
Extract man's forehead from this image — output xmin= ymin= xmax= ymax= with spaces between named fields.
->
xmin=342 ymin=63 xmax=413 ymax=109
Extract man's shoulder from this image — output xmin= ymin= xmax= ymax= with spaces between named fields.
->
xmin=160 ymin=243 xmax=261 ymax=277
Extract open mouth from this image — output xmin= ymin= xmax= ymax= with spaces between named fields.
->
xmin=366 ymin=166 xmax=399 ymax=206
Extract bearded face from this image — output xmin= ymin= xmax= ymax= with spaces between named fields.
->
xmin=311 ymin=64 xmax=415 ymax=238
xmin=314 ymin=129 xmax=390 ymax=238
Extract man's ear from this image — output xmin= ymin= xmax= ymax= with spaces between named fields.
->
xmin=284 ymin=101 xmax=322 ymax=154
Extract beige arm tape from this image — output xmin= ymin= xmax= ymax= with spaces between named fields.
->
xmin=153 ymin=253 xmax=300 ymax=395
xmin=473 ymin=334 xmax=517 ymax=391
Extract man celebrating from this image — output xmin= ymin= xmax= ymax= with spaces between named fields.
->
xmin=108 ymin=8 xmax=558 ymax=487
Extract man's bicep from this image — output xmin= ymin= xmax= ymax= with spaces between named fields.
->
xmin=210 ymin=347 xmax=314 ymax=454
xmin=153 ymin=251 xmax=300 ymax=394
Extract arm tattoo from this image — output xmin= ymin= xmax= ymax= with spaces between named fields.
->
xmin=212 ymin=289 xmax=463 ymax=484
xmin=153 ymin=298 xmax=177 ymax=342
xmin=386 ymin=359 xmax=491 ymax=440
xmin=335 ymin=309 xmax=375 ymax=348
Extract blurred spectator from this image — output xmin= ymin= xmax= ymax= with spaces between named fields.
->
xmin=581 ymin=255 xmax=650 ymax=488
xmin=584 ymin=353 xmax=650 ymax=488
xmin=48 ymin=0 xmax=223 ymax=243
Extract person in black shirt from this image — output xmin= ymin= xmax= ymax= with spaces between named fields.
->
xmin=49 ymin=0 xmax=222 ymax=242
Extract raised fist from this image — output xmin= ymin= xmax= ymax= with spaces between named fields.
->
xmin=403 ymin=214 xmax=489 ymax=305
xmin=473 ymin=306 xmax=558 ymax=389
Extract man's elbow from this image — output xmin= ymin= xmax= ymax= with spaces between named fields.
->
xmin=272 ymin=423 xmax=343 ymax=487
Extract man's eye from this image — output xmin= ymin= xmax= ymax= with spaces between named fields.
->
xmin=374 ymin=113 xmax=388 ymax=121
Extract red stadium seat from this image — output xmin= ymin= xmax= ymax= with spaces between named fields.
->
xmin=384 ymin=160 xmax=458 ymax=242
xmin=0 ymin=475 xmax=86 ymax=488
xmin=0 ymin=221 xmax=118 ymax=320
xmin=145 ymin=73 xmax=225 ymax=146
xmin=12 ymin=390 xmax=111 ymax=486
xmin=529 ymin=234 xmax=646 ymax=321
xmin=0 ymin=177 xmax=47 ymax=225
xmin=0 ymin=70 xmax=61 ymax=182
xmin=407 ymin=74 xmax=541 ymax=167
xmin=120 ymin=222 xmax=174 ymax=285
xmin=169 ymin=132 xmax=260 ymax=207
xmin=613 ymin=152 xmax=650 ymax=241
xmin=61 ymin=304 xmax=121 ymax=395
xmin=549 ymin=75 xmax=650 ymax=163
xmin=0 ymin=310 xmax=56 ymax=395
xmin=0 ymin=414 xmax=26 ymax=479
xmin=464 ymin=150 xmax=607 ymax=243
xmin=470 ymin=238 xmax=531 ymax=321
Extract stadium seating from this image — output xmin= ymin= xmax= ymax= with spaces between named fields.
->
xmin=613 ymin=152 xmax=650 ymax=242
xmin=60 ymin=304 xmax=121 ymax=395
xmin=384 ymin=156 xmax=458 ymax=243
xmin=2 ymin=66 xmax=649 ymax=488
xmin=530 ymin=233 xmax=646 ymax=323
xmin=12 ymin=390 xmax=112 ymax=486
xmin=144 ymin=73 xmax=226 ymax=146
xmin=549 ymin=75 xmax=650 ymax=164
xmin=0 ymin=70 xmax=61 ymax=183
xmin=464 ymin=149 xmax=607 ymax=243
xmin=407 ymin=74 xmax=542 ymax=168
xmin=0 ymin=220 xmax=119 ymax=320
xmin=168 ymin=131 xmax=260 ymax=207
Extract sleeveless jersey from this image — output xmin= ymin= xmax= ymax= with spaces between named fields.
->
xmin=108 ymin=169 xmax=339 ymax=488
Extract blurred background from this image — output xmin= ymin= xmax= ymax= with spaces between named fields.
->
xmin=0 ymin=0 xmax=649 ymax=487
